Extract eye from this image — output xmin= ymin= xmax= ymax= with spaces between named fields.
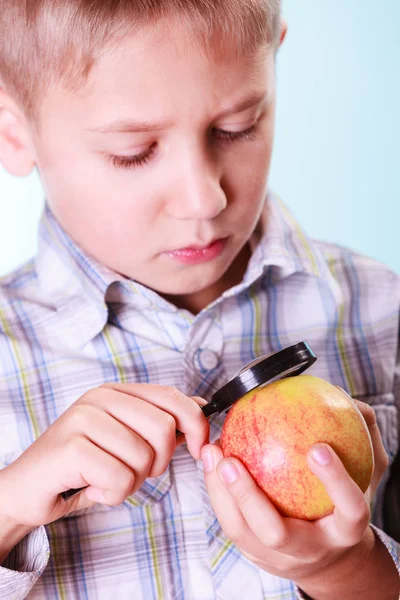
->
xmin=213 ymin=123 xmax=258 ymax=143
xmin=108 ymin=143 xmax=157 ymax=170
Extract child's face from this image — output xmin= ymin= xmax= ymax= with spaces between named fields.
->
xmin=30 ymin=21 xmax=278 ymax=311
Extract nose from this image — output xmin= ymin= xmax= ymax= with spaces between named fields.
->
xmin=166 ymin=149 xmax=227 ymax=221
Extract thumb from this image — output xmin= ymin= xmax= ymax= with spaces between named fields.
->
xmin=191 ymin=396 xmax=208 ymax=407
xmin=64 ymin=489 xmax=97 ymax=515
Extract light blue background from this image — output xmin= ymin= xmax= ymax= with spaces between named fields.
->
xmin=0 ymin=0 xmax=399 ymax=277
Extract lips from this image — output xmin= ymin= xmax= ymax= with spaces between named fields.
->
xmin=170 ymin=238 xmax=226 ymax=253
xmin=178 ymin=241 xmax=221 ymax=252
xmin=163 ymin=237 xmax=228 ymax=265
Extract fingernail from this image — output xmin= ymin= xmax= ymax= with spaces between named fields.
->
xmin=201 ymin=448 xmax=214 ymax=473
xmin=219 ymin=461 xmax=239 ymax=484
xmin=311 ymin=444 xmax=332 ymax=466
xmin=191 ymin=395 xmax=208 ymax=407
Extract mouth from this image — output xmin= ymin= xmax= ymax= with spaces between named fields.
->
xmin=162 ymin=237 xmax=228 ymax=265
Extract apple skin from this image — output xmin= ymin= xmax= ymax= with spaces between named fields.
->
xmin=220 ymin=375 xmax=374 ymax=520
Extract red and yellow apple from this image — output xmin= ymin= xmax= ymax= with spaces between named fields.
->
xmin=220 ymin=375 xmax=374 ymax=520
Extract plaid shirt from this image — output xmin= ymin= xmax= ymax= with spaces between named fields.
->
xmin=0 ymin=192 xmax=399 ymax=600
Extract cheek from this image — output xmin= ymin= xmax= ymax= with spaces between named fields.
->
xmin=226 ymin=139 xmax=273 ymax=202
xmin=38 ymin=135 xmax=138 ymax=220
xmin=37 ymin=146 xmax=154 ymax=254
xmin=226 ymin=112 xmax=274 ymax=183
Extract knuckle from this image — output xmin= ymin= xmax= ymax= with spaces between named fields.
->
xmin=148 ymin=443 xmax=169 ymax=477
xmin=363 ymin=403 xmax=377 ymax=425
xmin=64 ymin=434 xmax=87 ymax=460
xmin=81 ymin=385 xmax=113 ymax=407
xmin=142 ymin=443 xmax=155 ymax=470
xmin=234 ymin=485 xmax=253 ymax=507
xmin=79 ymin=387 xmax=103 ymax=405
xmin=164 ymin=386 xmax=186 ymax=405
xmin=104 ymin=495 xmax=124 ymax=508
xmin=99 ymin=382 xmax=115 ymax=391
xmin=349 ymin=497 xmax=370 ymax=527
xmin=267 ymin=529 xmax=291 ymax=551
xmin=67 ymin=404 xmax=96 ymax=430
xmin=192 ymin=403 xmax=207 ymax=426
xmin=120 ymin=468 xmax=136 ymax=497
xmin=120 ymin=470 xmax=136 ymax=501
xmin=356 ymin=401 xmax=376 ymax=424
xmin=110 ymin=468 xmax=136 ymax=505
xmin=381 ymin=450 xmax=389 ymax=470
xmin=224 ymin=524 xmax=244 ymax=545
xmin=150 ymin=462 xmax=168 ymax=478
xmin=159 ymin=411 xmax=177 ymax=436
xmin=68 ymin=404 xmax=101 ymax=432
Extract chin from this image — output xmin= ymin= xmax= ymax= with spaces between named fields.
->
xmin=153 ymin=265 xmax=227 ymax=296
xmin=156 ymin=278 xmax=216 ymax=297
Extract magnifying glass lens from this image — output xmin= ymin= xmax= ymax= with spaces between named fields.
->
xmin=209 ymin=342 xmax=317 ymax=415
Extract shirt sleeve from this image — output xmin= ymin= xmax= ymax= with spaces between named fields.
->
xmin=382 ymin=346 xmax=400 ymax=542
xmin=294 ymin=525 xmax=400 ymax=600
xmin=371 ymin=524 xmax=400 ymax=577
xmin=0 ymin=526 xmax=50 ymax=600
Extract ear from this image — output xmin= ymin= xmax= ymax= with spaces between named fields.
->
xmin=0 ymin=88 xmax=36 ymax=177
xmin=279 ymin=19 xmax=288 ymax=47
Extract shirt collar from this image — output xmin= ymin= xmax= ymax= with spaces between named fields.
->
xmin=36 ymin=206 xmax=119 ymax=346
xmin=220 ymin=191 xmax=328 ymax=301
xmin=248 ymin=192 xmax=327 ymax=279
xmin=35 ymin=192 xmax=329 ymax=348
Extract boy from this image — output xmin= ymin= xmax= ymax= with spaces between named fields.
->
xmin=0 ymin=0 xmax=399 ymax=598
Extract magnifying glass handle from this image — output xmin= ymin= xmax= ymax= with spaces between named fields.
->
xmin=200 ymin=402 xmax=219 ymax=419
xmin=62 ymin=487 xmax=85 ymax=501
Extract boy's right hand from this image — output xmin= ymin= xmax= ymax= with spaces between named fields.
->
xmin=0 ymin=384 xmax=209 ymax=529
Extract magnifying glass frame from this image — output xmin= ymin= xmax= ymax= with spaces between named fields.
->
xmin=203 ymin=341 xmax=316 ymax=418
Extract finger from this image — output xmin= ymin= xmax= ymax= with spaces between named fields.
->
xmin=60 ymin=437 xmax=136 ymax=507
xmin=307 ymin=444 xmax=370 ymax=546
xmin=70 ymin=393 xmax=176 ymax=476
xmin=353 ymin=400 xmax=387 ymax=489
xmin=191 ymin=396 xmax=208 ymax=407
xmin=334 ymin=390 xmax=386 ymax=496
xmin=215 ymin=456 xmax=291 ymax=551
xmin=201 ymin=444 xmax=249 ymax=542
xmin=96 ymin=384 xmax=209 ymax=459
xmin=67 ymin=405 xmax=156 ymax=480
xmin=190 ymin=445 xmax=321 ymax=560
xmin=175 ymin=397 xmax=208 ymax=448
xmin=334 ymin=387 xmax=379 ymax=462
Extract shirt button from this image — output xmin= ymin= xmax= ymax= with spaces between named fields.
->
xmin=198 ymin=349 xmax=219 ymax=371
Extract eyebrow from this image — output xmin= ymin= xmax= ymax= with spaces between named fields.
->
xmin=87 ymin=120 xmax=171 ymax=135
xmin=219 ymin=91 xmax=267 ymax=118
xmin=87 ymin=91 xmax=267 ymax=135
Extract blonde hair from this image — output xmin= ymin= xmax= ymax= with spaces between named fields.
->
xmin=0 ymin=0 xmax=281 ymax=119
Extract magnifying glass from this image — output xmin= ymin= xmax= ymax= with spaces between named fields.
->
xmin=62 ymin=341 xmax=316 ymax=501
xmin=201 ymin=341 xmax=317 ymax=418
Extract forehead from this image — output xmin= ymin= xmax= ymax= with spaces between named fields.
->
xmin=39 ymin=20 xmax=274 ymax=128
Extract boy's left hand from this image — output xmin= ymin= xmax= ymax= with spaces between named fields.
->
xmin=201 ymin=400 xmax=388 ymax=583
